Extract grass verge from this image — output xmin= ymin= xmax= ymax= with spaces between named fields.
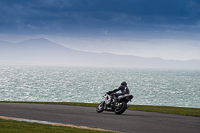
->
xmin=1 ymin=101 xmax=200 ymax=117
xmin=0 ymin=118 xmax=115 ymax=133
xmin=128 ymin=105 xmax=200 ymax=117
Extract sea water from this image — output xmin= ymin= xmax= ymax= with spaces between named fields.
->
xmin=0 ymin=65 xmax=200 ymax=108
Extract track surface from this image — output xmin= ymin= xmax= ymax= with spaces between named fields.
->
xmin=0 ymin=103 xmax=200 ymax=133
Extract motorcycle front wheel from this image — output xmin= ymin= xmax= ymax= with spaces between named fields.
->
xmin=115 ymin=101 xmax=127 ymax=115
xmin=96 ymin=101 xmax=105 ymax=113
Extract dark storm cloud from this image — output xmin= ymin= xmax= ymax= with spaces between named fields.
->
xmin=0 ymin=0 xmax=200 ymax=37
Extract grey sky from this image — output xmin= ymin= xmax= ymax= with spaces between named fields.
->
xmin=0 ymin=0 xmax=200 ymax=60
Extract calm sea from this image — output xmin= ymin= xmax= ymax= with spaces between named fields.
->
xmin=0 ymin=65 xmax=200 ymax=108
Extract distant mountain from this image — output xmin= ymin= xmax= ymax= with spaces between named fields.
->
xmin=0 ymin=40 xmax=13 ymax=45
xmin=0 ymin=38 xmax=200 ymax=69
xmin=0 ymin=40 xmax=13 ymax=50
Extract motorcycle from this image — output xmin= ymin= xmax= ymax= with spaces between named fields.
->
xmin=96 ymin=92 xmax=133 ymax=115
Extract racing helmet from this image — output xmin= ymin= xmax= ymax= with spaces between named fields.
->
xmin=121 ymin=81 xmax=127 ymax=86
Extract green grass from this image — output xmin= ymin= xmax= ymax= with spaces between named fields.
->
xmin=0 ymin=119 xmax=114 ymax=133
xmin=1 ymin=101 xmax=200 ymax=117
xmin=128 ymin=105 xmax=200 ymax=117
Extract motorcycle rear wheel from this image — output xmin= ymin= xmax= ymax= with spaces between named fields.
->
xmin=96 ymin=101 xmax=105 ymax=113
xmin=115 ymin=101 xmax=127 ymax=115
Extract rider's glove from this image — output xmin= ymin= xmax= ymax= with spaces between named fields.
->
xmin=107 ymin=91 xmax=112 ymax=95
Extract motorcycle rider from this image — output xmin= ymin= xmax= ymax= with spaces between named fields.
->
xmin=107 ymin=81 xmax=130 ymax=104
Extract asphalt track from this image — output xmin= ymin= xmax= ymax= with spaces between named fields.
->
xmin=0 ymin=103 xmax=200 ymax=133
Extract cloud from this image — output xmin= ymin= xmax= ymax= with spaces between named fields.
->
xmin=0 ymin=0 xmax=200 ymax=54
xmin=27 ymin=24 xmax=40 ymax=30
xmin=1 ymin=0 xmax=199 ymax=30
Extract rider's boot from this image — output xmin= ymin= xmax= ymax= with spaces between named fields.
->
xmin=114 ymin=96 xmax=118 ymax=102
xmin=111 ymin=95 xmax=118 ymax=104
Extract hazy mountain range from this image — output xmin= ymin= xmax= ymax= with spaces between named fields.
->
xmin=0 ymin=38 xmax=200 ymax=69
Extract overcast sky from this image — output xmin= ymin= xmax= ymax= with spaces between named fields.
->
xmin=0 ymin=0 xmax=200 ymax=60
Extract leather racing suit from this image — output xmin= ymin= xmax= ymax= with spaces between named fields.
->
xmin=111 ymin=85 xmax=130 ymax=97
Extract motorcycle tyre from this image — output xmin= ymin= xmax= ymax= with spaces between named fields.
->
xmin=115 ymin=101 xmax=127 ymax=115
xmin=96 ymin=101 xmax=105 ymax=113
